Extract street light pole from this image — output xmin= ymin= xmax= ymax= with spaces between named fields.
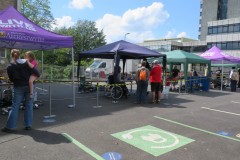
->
xmin=124 ymin=33 xmax=130 ymax=40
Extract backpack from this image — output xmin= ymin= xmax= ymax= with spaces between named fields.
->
xmin=139 ymin=69 xmax=147 ymax=81
xmin=231 ymin=72 xmax=238 ymax=81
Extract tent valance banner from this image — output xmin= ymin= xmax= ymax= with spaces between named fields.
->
xmin=0 ymin=6 xmax=73 ymax=50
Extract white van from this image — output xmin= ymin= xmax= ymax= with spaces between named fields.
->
xmin=85 ymin=58 xmax=140 ymax=80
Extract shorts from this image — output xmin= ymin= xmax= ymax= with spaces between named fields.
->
xmin=151 ymin=82 xmax=163 ymax=92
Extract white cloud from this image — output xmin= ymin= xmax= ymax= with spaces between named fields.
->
xmin=96 ymin=2 xmax=169 ymax=43
xmin=52 ymin=16 xmax=75 ymax=29
xmin=177 ymin=32 xmax=187 ymax=38
xmin=164 ymin=30 xmax=187 ymax=39
xmin=165 ymin=30 xmax=176 ymax=39
xmin=69 ymin=0 xmax=93 ymax=10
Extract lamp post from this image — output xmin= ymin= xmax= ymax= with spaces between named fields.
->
xmin=124 ymin=33 xmax=130 ymax=40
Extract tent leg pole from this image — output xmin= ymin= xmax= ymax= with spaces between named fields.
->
xmin=68 ymin=48 xmax=76 ymax=108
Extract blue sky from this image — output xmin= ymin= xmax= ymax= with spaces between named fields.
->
xmin=51 ymin=0 xmax=200 ymax=43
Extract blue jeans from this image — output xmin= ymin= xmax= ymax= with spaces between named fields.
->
xmin=5 ymin=86 xmax=33 ymax=129
xmin=136 ymin=80 xmax=148 ymax=103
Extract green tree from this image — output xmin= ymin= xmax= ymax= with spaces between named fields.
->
xmin=21 ymin=0 xmax=55 ymax=30
xmin=55 ymin=20 xmax=106 ymax=65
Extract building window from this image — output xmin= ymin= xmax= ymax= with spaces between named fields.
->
xmin=208 ymin=27 xmax=213 ymax=34
xmin=228 ymin=24 xmax=234 ymax=32
xmin=216 ymin=42 xmax=222 ymax=49
xmin=222 ymin=25 xmax=228 ymax=33
xmin=212 ymin=26 xmax=218 ymax=34
xmin=233 ymin=23 xmax=240 ymax=32
xmin=217 ymin=0 xmax=228 ymax=20
xmin=221 ymin=42 xmax=227 ymax=50
xmin=218 ymin=26 xmax=223 ymax=33
xmin=207 ymin=43 xmax=212 ymax=49
xmin=227 ymin=42 xmax=233 ymax=49
xmin=232 ymin=41 xmax=239 ymax=50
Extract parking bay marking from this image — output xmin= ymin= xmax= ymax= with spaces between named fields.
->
xmin=112 ymin=125 xmax=194 ymax=157
xmin=62 ymin=133 xmax=104 ymax=160
xmin=201 ymin=107 xmax=240 ymax=116
xmin=154 ymin=116 xmax=240 ymax=142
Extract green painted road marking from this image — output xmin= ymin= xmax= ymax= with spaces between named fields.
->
xmin=112 ymin=125 xmax=194 ymax=157
xmin=154 ymin=116 xmax=240 ymax=142
xmin=62 ymin=133 xmax=104 ymax=160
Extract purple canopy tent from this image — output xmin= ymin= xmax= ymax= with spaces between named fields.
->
xmin=200 ymin=46 xmax=240 ymax=90
xmin=0 ymin=6 xmax=73 ymax=49
xmin=0 ymin=6 xmax=75 ymax=107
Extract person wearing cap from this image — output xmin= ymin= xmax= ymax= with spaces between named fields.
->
xmin=150 ymin=60 xmax=162 ymax=103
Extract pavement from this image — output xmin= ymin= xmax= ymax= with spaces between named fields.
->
xmin=0 ymin=83 xmax=240 ymax=160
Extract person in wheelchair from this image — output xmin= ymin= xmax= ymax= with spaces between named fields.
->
xmin=106 ymin=66 xmax=129 ymax=99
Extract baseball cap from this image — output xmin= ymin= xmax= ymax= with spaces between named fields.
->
xmin=153 ymin=60 xmax=159 ymax=64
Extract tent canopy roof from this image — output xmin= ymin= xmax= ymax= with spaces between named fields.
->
xmin=166 ymin=50 xmax=211 ymax=64
xmin=200 ymin=46 xmax=240 ymax=62
xmin=79 ymin=40 xmax=163 ymax=59
xmin=0 ymin=6 xmax=73 ymax=50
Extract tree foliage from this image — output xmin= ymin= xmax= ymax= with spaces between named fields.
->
xmin=55 ymin=20 xmax=106 ymax=66
xmin=21 ymin=0 xmax=55 ymax=30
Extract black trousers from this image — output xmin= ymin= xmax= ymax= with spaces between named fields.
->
xmin=230 ymin=79 xmax=237 ymax=92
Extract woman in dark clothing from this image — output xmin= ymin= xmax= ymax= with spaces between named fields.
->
xmin=2 ymin=49 xmax=40 ymax=133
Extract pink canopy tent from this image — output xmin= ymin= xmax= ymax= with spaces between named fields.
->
xmin=200 ymin=46 xmax=240 ymax=62
xmin=200 ymin=46 xmax=240 ymax=90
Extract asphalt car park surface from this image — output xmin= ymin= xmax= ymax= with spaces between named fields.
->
xmin=1 ymin=83 xmax=240 ymax=160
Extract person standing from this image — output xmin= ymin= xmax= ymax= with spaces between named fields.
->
xmin=143 ymin=58 xmax=151 ymax=71
xmin=171 ymin=66 xmax=180 ymax=90
xmin=25 ymin=51 xmax=39 ymax=98
xmin=230 ymin=67 xmax=239 ymax=92
xmin=135 ymin=61 xmax=149 ymax=104
xmin=238 ymin=68 xmax=240 ymax=88
xmin=150 ymin=60 xmax=162 ymax=103
xmin=2 ymin=49 xmax=40 ymax=133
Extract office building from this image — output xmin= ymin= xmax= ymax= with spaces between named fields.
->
xmin=199 ymin=0 xmax=240 ymax=57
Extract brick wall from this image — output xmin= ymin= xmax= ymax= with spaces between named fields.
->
xmin=0 ymin=0 xmax=18 ymax=11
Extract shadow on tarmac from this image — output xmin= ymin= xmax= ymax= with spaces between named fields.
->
xmin=12 ymin=129 xmax=70 ymax=145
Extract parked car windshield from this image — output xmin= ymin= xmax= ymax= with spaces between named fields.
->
xmin=90 ymin=61 xmax=101 ymax=68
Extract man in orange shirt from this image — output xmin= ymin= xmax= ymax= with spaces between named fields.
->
xmin=150 ymin=60 xmax=162 ymax=103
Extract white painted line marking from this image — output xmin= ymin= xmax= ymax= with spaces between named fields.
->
xmin=201 ymin=107 xmax=240 ymax=116
xmin=36 ymin=87 xmax=48 ymax=92
xmin=231 ymin=101 xmax=240 ymax=104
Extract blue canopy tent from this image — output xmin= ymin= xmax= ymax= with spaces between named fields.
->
xmin=78 ymin=40 xmax=165 ymax=82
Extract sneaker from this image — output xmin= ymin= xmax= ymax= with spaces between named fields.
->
xmin=1 ymin=127 xmax=14 ymax=133
xmin=24 ymin=126 xmax=32 ymax=130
